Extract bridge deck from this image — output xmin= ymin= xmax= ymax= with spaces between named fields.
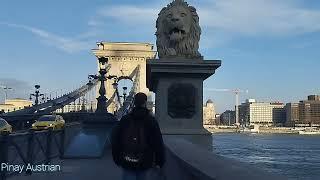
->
xmin=9 ymin=149 xmax=121 ymax=180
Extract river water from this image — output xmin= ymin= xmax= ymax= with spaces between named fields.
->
xmin=212 ymin=133 xmax=320 ymax=180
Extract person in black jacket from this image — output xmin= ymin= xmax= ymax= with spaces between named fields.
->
xmin=111 ymin=92 xmax=165 ymax=180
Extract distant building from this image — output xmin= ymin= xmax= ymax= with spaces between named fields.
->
xmin=239 ymin=99 xmax=256 ymax=125
xmin=308 ymin=95 xmax=320 ymax=101
xmin=247 ymin=99 xmax=257 ymax=103
xmin=203 ymin=99 xmax=216 ymax=125
xmin=0 ymin=98 xmax=32 ymax=113
xmin=215 ymin=114 xmax=221 ymax=125
xmin=249 ymin=102 xmax=274 ymax=126
xmin=270 ymin=102 xmax=286 ymax=125
xmin=239 ymin=99 xmax=285 ymax=126
xmin=220 ymin=110 xmax=235 ymax=125
xmin=285 ymin=103 xmax=299 ymax=126
xmin=285 ymin=95 xmax=320 ymax=127
xmin=298 ymin=96 xmax=320 ymax=125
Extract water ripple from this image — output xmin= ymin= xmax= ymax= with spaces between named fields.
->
xmin=212 ymin=133 xmax=320 ymax=180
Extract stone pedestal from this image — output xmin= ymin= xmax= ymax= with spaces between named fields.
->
xmin=64 ymin=113 xmax=118 ymax=159
xmin=83 ymin=112 xmax=118 ymax=127
xmin=147 ymin=59 xmax=221 ymax=135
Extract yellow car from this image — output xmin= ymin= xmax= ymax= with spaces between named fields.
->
xmin=0 ymin=118 xmax=12 ymax=134
xmin=31 ymin=115 xmax=65 ymax=131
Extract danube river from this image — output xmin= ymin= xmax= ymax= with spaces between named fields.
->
xmin=212 ymin=133 xmax=320 ymax=180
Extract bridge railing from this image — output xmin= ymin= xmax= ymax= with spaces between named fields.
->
xmin=0 ymin=129 xmax=65 ymax=180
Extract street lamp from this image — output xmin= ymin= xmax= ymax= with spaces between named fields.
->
xmin=87 ymin=77 xmax=94 ymax=86
xmin=99 ymin=57 xmax=108 ymax=70
xmin=123 ymin=87 xmax=128 ymax=101
xmin=112 ymin=81 xmax=118 ymax=90
xmin=30 ymin=85 xmax=44 ymax=106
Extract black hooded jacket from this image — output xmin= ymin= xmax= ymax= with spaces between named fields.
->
xmin=111 ymin=107 xmax=165 ymax=170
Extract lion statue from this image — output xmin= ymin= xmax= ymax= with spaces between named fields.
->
xmin=156 ymin=0 xmax=202 ymax=59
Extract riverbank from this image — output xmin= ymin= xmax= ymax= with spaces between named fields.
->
xmin=259 ymin=127 xmax=299 ymax=134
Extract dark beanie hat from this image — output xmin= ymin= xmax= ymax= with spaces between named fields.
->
xmin=134 ymin=92 xmax=147 ymax=107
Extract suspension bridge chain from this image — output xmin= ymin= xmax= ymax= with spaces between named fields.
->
xmin=3 ymin=79 xmax=99 ymax=116
xmin=2 ymin=64 xmax=140 ymax=118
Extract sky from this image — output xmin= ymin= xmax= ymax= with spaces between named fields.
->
xmin=0 ymin=0 xmax=320 ymax=113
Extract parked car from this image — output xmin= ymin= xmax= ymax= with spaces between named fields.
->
xmin=31 ymin=115 xmax=65 ymax=131
xmin=0 ymin=118 xmax=12 ymax=133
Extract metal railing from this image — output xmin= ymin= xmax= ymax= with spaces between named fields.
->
xmin=0 ymin=129 xmax=65 ymax=180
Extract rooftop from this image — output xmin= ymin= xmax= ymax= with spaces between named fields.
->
xmin=94 ymin=42 xmax=155 ymax=51
xmin=206 ymin=99 xmax=213 ymax=104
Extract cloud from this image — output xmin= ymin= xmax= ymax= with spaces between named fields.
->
xmin=3 ymin=0 xmax=320 ymax=52
xmin=91 ymin=0 xmax=320 ymax=39
xmin=199 ymin=0 xmax=320 ymax=36
xmin=0 ymin=22 xmax=92 ymax=53
xmin=88 ymin=19 xmax=105 ymax=27
xmin=96 ymin=5 xmax=158 ymax=26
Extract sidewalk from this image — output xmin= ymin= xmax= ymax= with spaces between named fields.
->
xmin=9 ymin=149 xmax=122 ymax=180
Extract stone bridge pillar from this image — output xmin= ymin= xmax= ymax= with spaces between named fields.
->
xmin=92 ymin=42 xmax=157 ymax=113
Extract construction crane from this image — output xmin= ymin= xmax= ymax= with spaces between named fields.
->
xmin=205 ymin=88 xmax=249 ymax=125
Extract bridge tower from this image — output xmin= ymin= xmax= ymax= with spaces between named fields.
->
xmin=92 ymin=42 xmax=157 ymax=113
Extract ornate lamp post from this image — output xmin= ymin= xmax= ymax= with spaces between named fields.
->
xmin=89 ymin=57 xmax=108 ymax=113
xmin=88 ymin=57 xmax=120 ymax=113
xmin=29 ymin=85 xmax=44 ymax=106
xmin=79 ymin=57 xmax=119 ymax=156
xmin=88 ymin=57 xmax=122 ymax=115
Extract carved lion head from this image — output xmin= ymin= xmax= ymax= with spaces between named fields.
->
xmin=156 ymin=0 xmax=202 ymax=59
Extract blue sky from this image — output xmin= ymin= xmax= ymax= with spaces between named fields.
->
xmin=0 ymin=0 xmax=320 ymax=113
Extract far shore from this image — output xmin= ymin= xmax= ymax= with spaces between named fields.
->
xmin=204 ymin=125 xmax=320 ymax=135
